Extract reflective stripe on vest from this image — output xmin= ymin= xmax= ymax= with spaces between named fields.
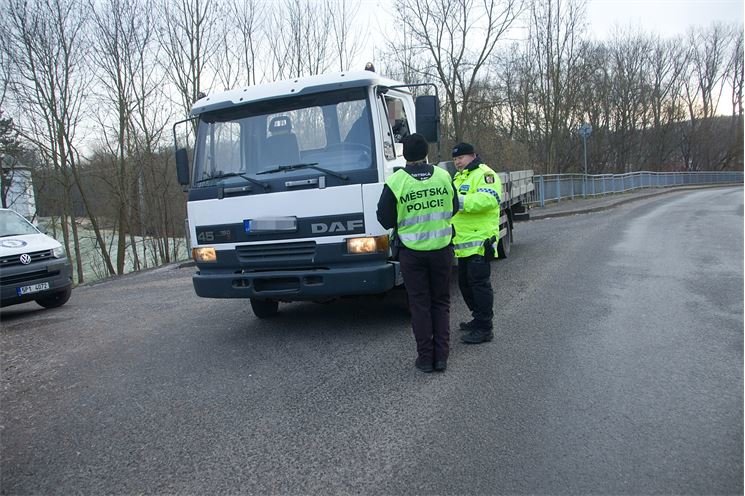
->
xmin=385 ymin=167 xmax=454 ymax=251
xmin=397 ymin=210 xmax=452 ymax=228
xmin=399 ymin=226 xmax=453 ymax=243
xmin=453 ymin=239 xmax=484 ymax=251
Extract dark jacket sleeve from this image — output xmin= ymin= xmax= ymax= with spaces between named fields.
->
xmin=376 ymin=184 xmax=398 ymax=229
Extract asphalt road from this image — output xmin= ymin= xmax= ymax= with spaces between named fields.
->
xmin=1 ymin=186 xmax=742 ymax=495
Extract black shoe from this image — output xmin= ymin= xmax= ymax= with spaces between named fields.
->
xmin=461 ymin=331 xmax=494 ymax=344
xmin=433 ymin=360 xmax=447 ymax=372
xmin=415 ymin=358 xmax=434 ymax=373
xmin=459 ymin=320 xmax=493 ymax=332
xmin=459 ymin=320 xmax=479 ymax=331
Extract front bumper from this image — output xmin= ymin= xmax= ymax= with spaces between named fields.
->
xmin=0 ymin=258 xmax=73 ymax=307
xmin=193 ymin=262 xmax=396 ymax=301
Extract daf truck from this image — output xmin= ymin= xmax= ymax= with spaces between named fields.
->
xmin=174 ymin=70 xmax=533 ymax=318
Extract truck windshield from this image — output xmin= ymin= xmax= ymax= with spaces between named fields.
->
xmin=192 ymin=88 xmax=374 ymax=188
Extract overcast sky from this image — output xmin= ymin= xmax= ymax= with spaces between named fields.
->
xmin=586 ymin=0 xmax=744 ymax=39
xmin=359 ymin=0 xmax=744 ymax=66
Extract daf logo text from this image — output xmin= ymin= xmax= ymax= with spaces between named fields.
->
xmin=311 ymin=219 xmax=364 ymax=234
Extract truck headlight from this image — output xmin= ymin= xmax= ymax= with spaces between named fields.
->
xmin=52 ymin=246 xmax=66 ymax=258
xmin=192 ymin=247 xmax=217 ymax=263
xmin=346 ymin=235 xmax=389 ymax=254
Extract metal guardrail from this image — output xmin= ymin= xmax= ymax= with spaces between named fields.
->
xmin=529 ymin=171 xmax=744 ymax=207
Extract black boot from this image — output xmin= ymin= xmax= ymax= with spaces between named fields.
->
xmin=415 ymin=357 xmax=434 ymax=373
xmin=461 ymin=329 xmax=494 ymax=344
xmin=459 ymin=319 xmax=492 ymax=332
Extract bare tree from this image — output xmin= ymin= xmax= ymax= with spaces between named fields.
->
xmin=327 ymin=0 xmax=364 ymax=72
xmin=528 ymin=0 xmax=586 ymax=174
xmin=266 ymin=0 xmax=333 ymax=80
xmin=0 ymin=109 xmax=25 ymax=208
xmin=392 ymin=0 xmax=524 ymax=143
xmin=646 ymin=36 xmax=687 ymax=169
xmin=1 ymin=0 xmax=112 ymax=282
xmin=128 ymin=24 xmax=175 ymax=268
xmin=682 ymin=24 xmax=733 ymax=170
xmin=725 ymin=27 xmax=743 ymax=170
xmin=573 ymin=41 xmax=612 ymax=172
xmin=607 ymin=29 xmax=651 ymax=172
xmin=157 ymin=0 xmax=222 ymax=117
xmin=0 ymin=32 xmax=22 ymax=208
xmin=208 ymin=0 xmax=265 ymax=90
xmin=91 ymin=0 xmax=157 ymax=274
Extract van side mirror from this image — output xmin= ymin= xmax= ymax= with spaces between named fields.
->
xmin=175 ymin=148 xmax=190 ymax=186
xmin=415 ymin=95 xmax=440 ymax=143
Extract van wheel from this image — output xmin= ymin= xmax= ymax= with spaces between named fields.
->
xmin=497 ymin=222 xmax=511 ymax=259
xmin=36 ymin=286 xmax=72 ymax=309
xmin=250 ymin=298 xmax=279 ymax=318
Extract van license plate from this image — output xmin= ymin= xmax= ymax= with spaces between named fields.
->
xmin=17 ymin=282 xmax=50 ymax=296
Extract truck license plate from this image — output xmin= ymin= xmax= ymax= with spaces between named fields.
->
xmin=17 ymin=282 xmax=50 ymax=296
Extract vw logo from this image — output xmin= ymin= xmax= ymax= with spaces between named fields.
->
xmin=19 ymin=254 xmax=32 ymax=265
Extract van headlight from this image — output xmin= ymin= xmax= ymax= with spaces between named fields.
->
xmin=192 ymin=247 xmax=217 ymax=263
xmin=52 ymin=246 xmax=66 ymax=258
xmin=346 ymin=235 xmax=389 ymax=254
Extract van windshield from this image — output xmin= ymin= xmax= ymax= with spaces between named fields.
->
xmin=0 ymin=210 xmax=40 ymax=237
xmin=192 ymin=88 xmax=375 ymax=187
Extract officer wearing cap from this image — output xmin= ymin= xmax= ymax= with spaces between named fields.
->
xmin=451 ymin=142 xmax=502 ymax=344
xmin=377 ymin=134 xmax=459 ymax=373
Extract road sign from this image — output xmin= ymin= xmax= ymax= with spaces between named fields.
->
xmin=579 ymin=123 xmax=592 ymax=138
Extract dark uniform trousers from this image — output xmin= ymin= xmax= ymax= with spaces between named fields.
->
xmin=398 ymin=245 xmax=453 ymax=362
xmin=457 ymin=254 xmax=494 ymax=326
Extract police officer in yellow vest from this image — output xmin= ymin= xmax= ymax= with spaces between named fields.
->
xmin=451 ymin=142 xmax=502 ymax=344
xmin=377 ymin=134 xmax=459 ymax=373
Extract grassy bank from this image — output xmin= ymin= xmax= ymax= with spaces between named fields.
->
xmin=38 ymin=218 xmax=189 ymax=284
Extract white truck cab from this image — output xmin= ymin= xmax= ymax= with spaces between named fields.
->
xmin=174 ymin=70 xmax=441 ymax=317
xmin=0 ymin=208 xmax=73 ymax=309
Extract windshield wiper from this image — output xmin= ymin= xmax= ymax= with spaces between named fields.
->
xmin=195 ymin=171 xmax=270 ymax=191
xmin=257 ymin=162 xmax=348 ymax=181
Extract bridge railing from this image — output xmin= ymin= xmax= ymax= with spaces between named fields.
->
xmin=529 ymin=171 xmax=744 ymax=207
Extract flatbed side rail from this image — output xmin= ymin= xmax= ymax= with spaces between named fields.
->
xmin=499 ymin=170 xmax=534 ymax=208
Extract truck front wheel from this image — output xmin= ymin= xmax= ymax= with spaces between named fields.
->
xmin=250 ymin=298 xmax=279 ymax=318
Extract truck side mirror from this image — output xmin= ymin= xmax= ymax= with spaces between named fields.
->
xmin=175 ymin=148 xmax=190 ymax=186
xmin=415 ymin=95 xmax=440 ymax=143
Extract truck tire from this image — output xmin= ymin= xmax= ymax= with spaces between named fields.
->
xmin=497 ymin=221 xmax=511 ymax=259
xmin=36 ymin=286 xmax=72 ymax=309
xmin=250 ymin=298 xmax=279 ymax=318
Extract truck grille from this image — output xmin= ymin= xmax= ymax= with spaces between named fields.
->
xmin=0 ymin=249 xmax=54 ymax=268
xmin=236 ymin=241 xmax=316 ymax=264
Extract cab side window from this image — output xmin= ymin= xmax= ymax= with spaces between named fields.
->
xmin=377 ymin=97 xmax=395 ymax=160
xmin=384 ymin=96 xmax=410 ymax=143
